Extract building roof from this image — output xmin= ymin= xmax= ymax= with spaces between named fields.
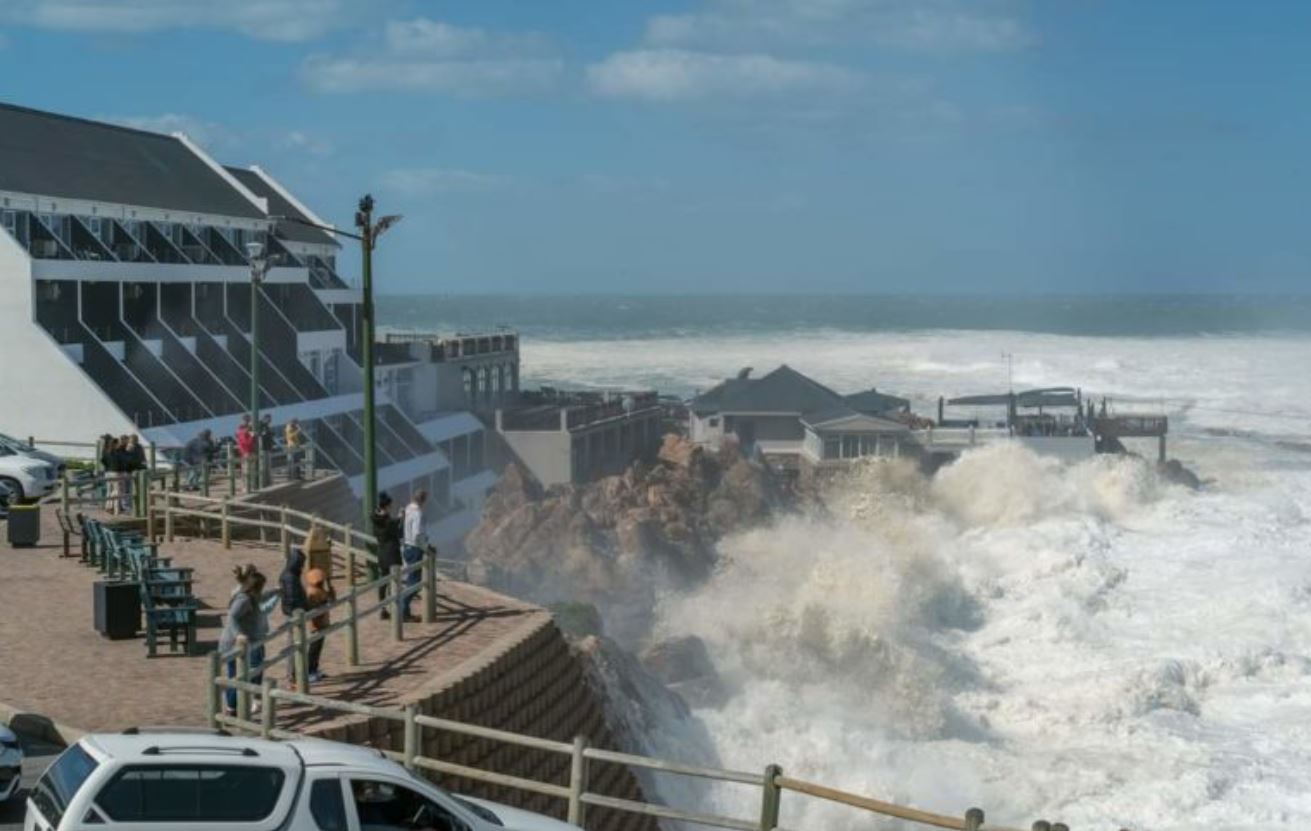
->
xmin=948 ymin=387 xmax=1080 ymax=408
xmin=692 ymin=365 xmax=846 ymax=415
xmin=802 ymin=407 xmax=910 ymax=433
xmin=226 ymin=167 xmax=339 ymax=247
xmin=0 ymin=102 xmax=265 ymax=220
xmin=845 ymin=388 xmax=910 ymax=415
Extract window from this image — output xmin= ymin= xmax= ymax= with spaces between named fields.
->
xmin=823 ymin=438 xmax=841 ymax=459
xmin=310 ymin=779 xmax=348 ymax=831
xmin=30 ymin=744 xmax=98 ymax=828
xmin=842 ymin=436 xmax=860 ymax=458
xmin=349 ymin=778 xmax=471 ymax=831
xmin=95 ymin=765 xmax=285 ymax=822
xmin=708 ymin=417 xmax=720 ymax=428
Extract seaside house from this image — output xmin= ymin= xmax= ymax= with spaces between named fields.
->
xmin=690 ymin=365 xmax=912 ymax=465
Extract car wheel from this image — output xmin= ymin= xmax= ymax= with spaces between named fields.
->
xmin=0 ymin=477 xmax=23 ymax=502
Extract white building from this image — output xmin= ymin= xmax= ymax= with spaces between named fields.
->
xmin=0 ymin=102 xmax=494 ymax=544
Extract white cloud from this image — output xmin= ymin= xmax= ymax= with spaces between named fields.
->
xmin=379 ymin=168 xmax=512 ymax=196
xmin=0 ymin=0 xmax=358 ymax=41
xmin=645 ymin=0 xmax=1032 ymax=53
xmin=278 ymin=130 xmax=333 ymax=158
xmin=302 ymin=17 xmax=562 ymax=97
xmin=586 ymin=49 xmax=861 ymax=102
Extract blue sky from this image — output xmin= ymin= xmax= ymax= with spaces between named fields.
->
xmin=1 ymin=0 xmax=1309 ymax=294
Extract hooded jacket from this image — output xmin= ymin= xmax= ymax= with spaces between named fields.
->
xmin=279 ymin=548 xmax=309 ymax=616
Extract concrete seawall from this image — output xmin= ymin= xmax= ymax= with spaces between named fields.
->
xmin=310 ymin=611 xmax=659 ymax=831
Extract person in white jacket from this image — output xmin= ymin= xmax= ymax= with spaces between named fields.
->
xmin=400 ymin=490 xmax=428 ymax=620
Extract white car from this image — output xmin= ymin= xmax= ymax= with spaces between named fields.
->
xmin=0 ymin=724 xmax=22 ymax=802
xmin=25 ymin=730 xmax=579 ymax=831
xmin=0 ymin=445 xmax=59 ymax=502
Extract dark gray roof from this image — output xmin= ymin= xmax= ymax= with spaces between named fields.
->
xmin=0 ymin=102 xmax=265 ymax=220
xmin=845 ymin=388 xmax=910 ymax=415
xmin=692 ymin=365 xmax=845 ymax=415
xmin=226 ymin=167 xmax=338 ymax=247
xmin=802 ymin=408 xmax=910 ymax=433
xmin=948 ymin=387 xmax=1080 ymax=408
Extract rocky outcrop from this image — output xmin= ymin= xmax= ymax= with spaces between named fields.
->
xmin=466 ymin=436 xmax=780 ymax=644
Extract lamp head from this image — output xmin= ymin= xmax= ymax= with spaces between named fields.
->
xmin=245 ymin=241 xmax=265 ymax=260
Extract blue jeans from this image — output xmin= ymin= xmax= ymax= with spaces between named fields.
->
xmin=401 ymin=545 xmax=423 ymax=615
xmin=225 ymin=644 xmax=265 ymax=713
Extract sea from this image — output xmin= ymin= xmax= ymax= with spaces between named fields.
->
xmin=385 ymin=294 xmax=1311 ymax=830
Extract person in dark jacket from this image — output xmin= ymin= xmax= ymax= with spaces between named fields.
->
xmin=278 ymin=548 xmax=309 ymax=683
xmin=183 ymin=429 xmax=215 ymax=490
xmin=371 ymin=492 xmax=403 ymax=616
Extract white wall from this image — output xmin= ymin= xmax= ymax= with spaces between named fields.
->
xmin=0 ymin=231 xmax=134 ymax=442
xmin=689 ymin=412 xmax=723 ymax=447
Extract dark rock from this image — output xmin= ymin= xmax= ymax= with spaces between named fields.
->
xmin=1159 ymin=459 xmax=1202 ymax=490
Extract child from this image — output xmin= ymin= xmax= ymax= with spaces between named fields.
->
xmin=304 ymin=567 xmax=335 ymax=683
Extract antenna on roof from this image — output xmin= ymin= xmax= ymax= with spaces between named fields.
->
xmin=737 ymin=367 xmax=753 ymax=379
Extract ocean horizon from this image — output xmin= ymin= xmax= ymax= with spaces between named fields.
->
xmin=378 ymin=293 xmax=1311 ymax=340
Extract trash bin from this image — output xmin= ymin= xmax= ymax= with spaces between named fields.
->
xmin=94 ymin=580 xmax=140 ymax=639
xmin=6 ymin=503 xmax=40 ymax=547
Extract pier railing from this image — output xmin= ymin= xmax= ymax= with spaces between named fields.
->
xmin=173 ymin=492 xmax=1081 ymax=831
xmin=211 ymin=673 xmax=1069 ymax=831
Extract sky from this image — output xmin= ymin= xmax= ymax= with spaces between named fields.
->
xmin=0 ymin=0 xmax=1309 ymax=295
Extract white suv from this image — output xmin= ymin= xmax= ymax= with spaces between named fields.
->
xmin=0 ymin=445 xmax=58 ymax=502
xmin=24 ymin=731 xmax=578 ymax=831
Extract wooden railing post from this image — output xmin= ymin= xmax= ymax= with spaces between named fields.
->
xmin=60 ymin=472 xmax=70 ymax=557
xmin=294 ymin=610 xmax=310 ymax=693
xmin=165 ymin=488 xmax=175 ymax=543
xmin=221 ymin=498 xmax=231 ymax=550
xmin=260 ymin=677 xmax=276 ymax=738
xmin=201 ymin=459 xmax=210 ymax=497
xmin=236 ymin=644 xmax=251 ymax=724
xmin=346 ymin=585 xmax=360 ymax=666
xmin=226 ymin=444 xmax=236 ymax=498
xmin=759 ymin=764 xmax=782 ymax=831
xmin=344 ymin=528 xmax=354 ymax=585
xmin=422 ymin=542 xmax=437 ymax=621
xmin=146 ymin=488 xmax=158 ymax=542
xmin=403 ymin=703 xmax=419 ymax=771
xmin=568 ymin=735 xmax=589 ymax=827
xmin=206 ymin=651 xmax=221 ymax=729
xmin=149 ymin=443 xmax=157 ymax=472
xmin=391 ymin=565 xmax=404 ymax=641
xmin=280 ymin=506 xmax=290 ymax=558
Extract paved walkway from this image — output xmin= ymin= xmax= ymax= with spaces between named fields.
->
xmin=0 ymin=507 xmax=546 ymax=733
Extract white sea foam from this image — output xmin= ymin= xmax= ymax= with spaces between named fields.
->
xmin=529 ymin=329 xmax=1311 ymax=830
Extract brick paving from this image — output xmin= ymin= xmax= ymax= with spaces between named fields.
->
xmin=0 ymin=506 xmax=547 ymax=733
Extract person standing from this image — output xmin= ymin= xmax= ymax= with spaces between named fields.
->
xmin=218 ymin=567 xmax=268 ymax=715
xmin=112 ymin=435 xmax=135 ymax=513
xmin=371 ymin=493 xmax=402 ymax=618
xmin=283 ymin=418 xmax=304 ymax=480
xmin=183 ymin=429 xmax=214 ymax=490
xmin=278 ymin=547 xmax=309 ymax=685
xmin=236 ymin=415 xmax=255 ymax=489
xmin=101 ymin=436 xmax=120 ymax=512
xmin=400 ymin=490 xmax=427 ymax=621
xmin=258 ymin=414 xmax=276 ymax=487
xmin=304 ymin=567 xmax=334 ymax=682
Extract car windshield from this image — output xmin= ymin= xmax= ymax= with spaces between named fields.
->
xmin=30 ymin=744 xmax=98 ymax=828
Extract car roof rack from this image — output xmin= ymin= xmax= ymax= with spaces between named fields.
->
xmin=123 ymin=726 xmax=232 ymax=737
xmin=142 ymin=745 xmax=259 ymax=758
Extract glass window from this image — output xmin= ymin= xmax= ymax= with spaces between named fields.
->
xmin=349 ymin=778 xmax=471 ymax=831
xmin=31 ymin=744 xmax=98 ymax=828
xmin=708 ymin=417 xmax=720 ymax=428
xmin=96 ymin=765 xmax=285 ymax=822
xmin=310 ymin=779 xmax=348 ymax=831
xmin=823 ymin=438 xmax=841 ymax=459
xmin=842 ymin=436 xmax=860 ymax=458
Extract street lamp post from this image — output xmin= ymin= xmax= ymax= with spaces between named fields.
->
xmin=354 ymin=195 xmax=402 ymax=525
xmin=246 ymin=240 xmax=272 ymax=491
